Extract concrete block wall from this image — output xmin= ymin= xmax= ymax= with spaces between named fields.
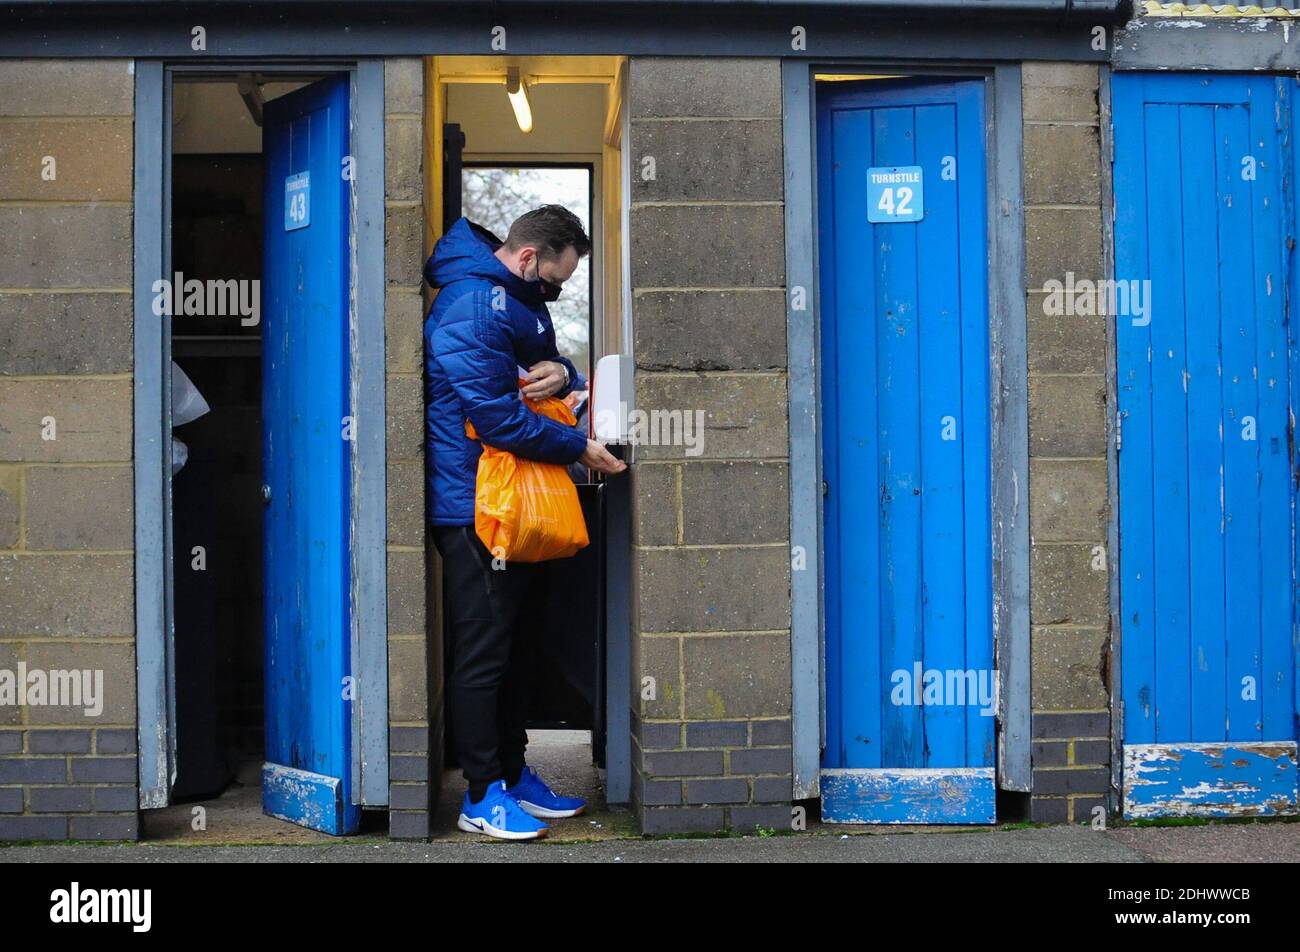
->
xmin=382 ymin=58 xmax=435 ymax=839
xmin=626 ymin=57 xmax=794 ymax=835
xmin=0 ymin=60 xmax=140 ymax=840
xmin=1022 ymin=63 xmax=1113 ymax=823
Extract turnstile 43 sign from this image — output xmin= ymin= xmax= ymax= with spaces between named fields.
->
xmin=867 ymin=166 xmax=924 ymax=223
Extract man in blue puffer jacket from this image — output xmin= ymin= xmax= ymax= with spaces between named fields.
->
xmin=424 ymin=206 xmax=625 ymax=841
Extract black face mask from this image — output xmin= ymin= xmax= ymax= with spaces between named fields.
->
xmin=527 ymin=256 xmax=564 ymax=302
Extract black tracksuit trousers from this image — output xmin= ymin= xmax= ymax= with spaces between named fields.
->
xmin=431 ymin=524 xmax=535 ymax=804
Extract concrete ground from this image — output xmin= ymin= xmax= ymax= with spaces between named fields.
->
xmin=5 ymin=730 xmax=1298 ymax=861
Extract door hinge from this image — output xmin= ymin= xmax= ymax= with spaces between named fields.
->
xmin=822 ymin=479 xmax=830 ymax=497
xmin=1115 ymin=410 xmax=1123 ymax=454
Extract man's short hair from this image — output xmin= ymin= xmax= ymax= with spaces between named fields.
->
xmin=503 ymin=204 xmax=592 ymax=260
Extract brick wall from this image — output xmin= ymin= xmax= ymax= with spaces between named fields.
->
xmin=626 ymin=58 xmax=794 ymax=835
xmin=382 ymin=58 xmax=435 ymax=839
xmin=1022 ymin=63 xmax=1113 ymax=823
xmin=0 ymin=60 xmax=140 ymax=840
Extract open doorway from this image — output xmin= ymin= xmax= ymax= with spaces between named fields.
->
xmin=426 ymin=55 xmax=632 ymax=826
xmin=140 ymin=69 xmax=387 ymax=840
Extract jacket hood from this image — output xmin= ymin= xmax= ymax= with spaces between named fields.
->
xmin=423 ymin=216 xmax=546 ymax=306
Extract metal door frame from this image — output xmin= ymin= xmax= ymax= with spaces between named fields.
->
xmin=783 ymin=60 xmax=1031 ymax=803
xmin=133 ymin=59 xmax=389 ymax=810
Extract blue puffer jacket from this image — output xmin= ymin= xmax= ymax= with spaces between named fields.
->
xmin=424 ymin=217 xmax=588 ymax=526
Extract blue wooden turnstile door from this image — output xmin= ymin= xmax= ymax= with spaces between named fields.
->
xmin=816 ymin=78 xmax=996 ymax=823
xmin=1113 ymin=73 xmax=1300 ymax=818
xmin=260 ymin=75 xmax=360 ymax=834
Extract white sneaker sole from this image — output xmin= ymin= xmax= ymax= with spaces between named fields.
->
xmin=457 ymin=812 xmax=547 ymax=840
xmin=514 ymin=799 xmax=586 ymax=819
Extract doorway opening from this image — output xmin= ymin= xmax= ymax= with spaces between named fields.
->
xmin=141 ymin=70 xmax=385 ymax=841
xmin=425 ymin=55 xmax=632 ymax=823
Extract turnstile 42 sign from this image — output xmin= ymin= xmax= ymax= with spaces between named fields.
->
xmin=867 ymin=166 xmax=924 ymax=223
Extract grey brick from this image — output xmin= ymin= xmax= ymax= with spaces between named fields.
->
xmin=1027 ymin=290 xmax=1107 ymax=374
xmin=0 ymin=788 xmax=23 ymax=812
xmin=632 ymin=463 xmax=678 ymax=547
xmin=386 ymin=549 xmax=426 ymax=637
xmin=29 ymin=786 xmax=92 ymax=813
xmin=729 ymin=747 xmax=790 ymax=775
xmin=683 ymin=634 xmax=791 ymax=719
xmin=389 ymin=725 xmax=429 ymax=753
xmin=642 ymin=749 xmax=724 ymax=778
xmin=1073 ymin=796 xmax=1108 ymax=825
xmin=638 ymin=720 xmax=683 ymax=750
xmin=0 ymin=292 xmax=132 ymax=375
xmin=389 ymin=782 xmax=429 ymax=811
xmin=1032 ymin=711 xmax=1109 ymax=739
xmin=95 ymin=729 xmax=136 ymax=755
xmin=1031 ymin=626 xmax=1109 ymax=711
xmin=640 ymin=806 xmax=725 ymax=835
xmin=0 ymin=814 xmax=69 ymax=840
xmin=0 ymin=758 xmax=65 ymax=784
xmin=92 ymin=785 xmax=138 ymax=812
xmin=1025 ymin=207 xmax=1102 ymax=291
xmin=1032 ymin=767 xmax=1109 ymax=796
xmin=27 ymin=730 xmax=92 ymax=754
xmin=388 ymin=810 xmax=431 ymax=840
xmin=634 ymin=636 xmax=680 ymax=720
xmin=685 ymin=778 xmax=748 ymax=805
xmin=637 ymin=548 xmax=791 ymax=633
xmin=0 ymin=60 xmax=133 ymax=116
xmin=634 ymin=290 xmax=787 ymax=372
xmin=752 ymin=775 xmax=793 ymax=803
xmin=24 ymin=642 xmax=135 ymax=723
xmin=1031 ymin=543 xmax=1110 ymax=628
xmin=632 ymin=118 xmax=783 ymax=203
xmin=1028 ymin=375 xmax=1107 ymax=459
xmin=684 ymin=721 xmax=747 ymax=748
xmin=70 ymin=757 xmax=136 ymax=784
xmin=1029 ymin=459 xmax=1108 ymax=542
xmin=0 ymin=471 xmax=15 ymax=548
xmin=632 ymin=204 xmax=784 ymax=289
xmin=680 ymin=461 xmax=789 ymax=546
xmin=384 ymin=58 xmax=424 ymax=115
xmin=1024 ymin=123 xmax=1101 ymax=206
xmin=0 ymin=117 xmax=133 ymax=202
xmin=0 ymin=205 xmax=131 ymax=289
xmin=69 ymin=814 xmax=137 ymax=841
xmin=385 ymin=374 xmax=424 ymax=462
xmin=389 ymin=754 xmax=429 ymax=783
xmin=633 ymin=372 xmax=788 ymax=462
xmin=385 ymin=288 xmax=425 ymax=376
xmin=0 ymin=379 xmax=132 ymax=464
xmin=1033 ymin=740 xmax=1071 ymax=768
xmin=1074 ymin=739 xmax=1111 ymax=766
xmin=26 ymin=466 xmax=133 ymax=550
xmin=730 ymin=804 xmax=794 ymax=831
xmin=0 ymin=731 xmax=23 ymax=754
xmin=1030 ymin=796 xmax=1069 ymax=823
xmin=750 ymin=719 xmax=792 ymax=747
xmin=630 ymin=58 xmax=780 ymax=118
xmin=384 ymin=115 xmax=422 ymax=203
xmin=638 ymin=778 xmax=682 ymax=806
xmin=388 ymin=637 xmax=428 ymax=721
xmin=385 ymin=204 xmax=423 ymax=289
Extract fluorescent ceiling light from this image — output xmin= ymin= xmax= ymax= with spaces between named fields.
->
xmin=506 ymin=67 xmax=533 ymax=134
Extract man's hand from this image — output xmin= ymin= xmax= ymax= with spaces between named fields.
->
xmin=580 ymin=439 xmax=627 ymax=475
xmin=522 ymin=360 xmax=567 ymax=399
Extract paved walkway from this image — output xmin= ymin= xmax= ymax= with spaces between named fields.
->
xmin=5 ymin=822 xmax=1299 ymax=862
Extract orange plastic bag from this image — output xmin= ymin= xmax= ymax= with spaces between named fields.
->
xmin=465 ymin=393 xmax=589 ymax=563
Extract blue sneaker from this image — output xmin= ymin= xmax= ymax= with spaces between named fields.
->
xmin=458 ymin=780 xmax=549 ymax=840
xmin=506 ymin=765 xmax=587 ymax=819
